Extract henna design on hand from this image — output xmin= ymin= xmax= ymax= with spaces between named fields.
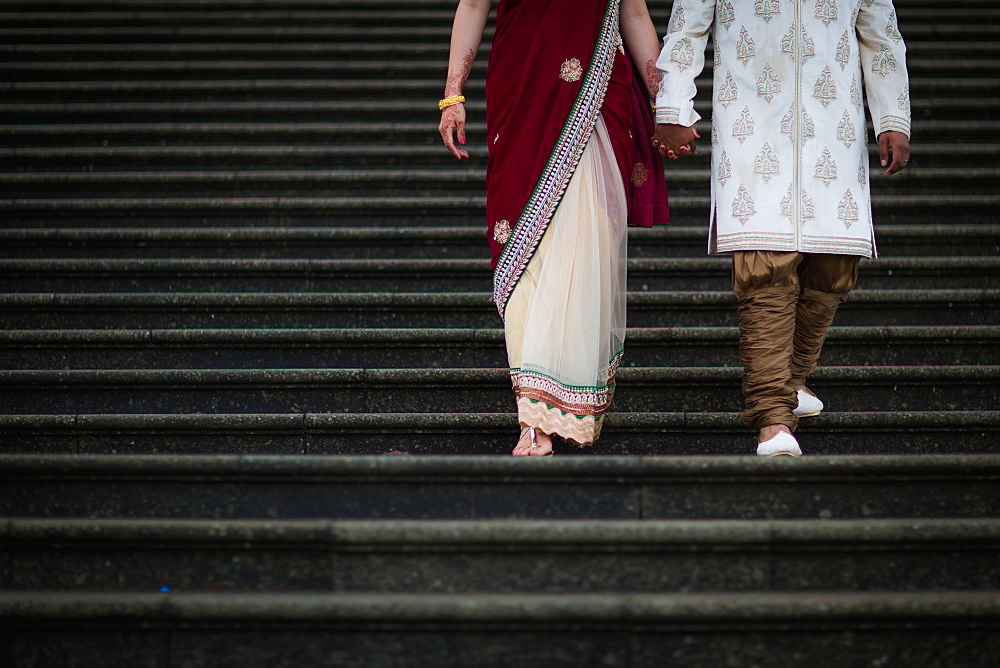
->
xmin=645 ymin=59 xmax=661 ymax=98
xmin=445 ymin=48 xmax=475 ymax=96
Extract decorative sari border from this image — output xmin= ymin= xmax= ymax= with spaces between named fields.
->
xmin=492 ymin=0 xmax=622 ymax=319
xmin=510 ymin=348 xmax=624 ymax=417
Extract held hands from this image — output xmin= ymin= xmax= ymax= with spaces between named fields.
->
xmin=651 ymin=123 xmax=699 ymax=160
xmin=439 ymin=103 xmax=469 ymax=160
xmin=878 ymin=131 xmax=910 ymax=176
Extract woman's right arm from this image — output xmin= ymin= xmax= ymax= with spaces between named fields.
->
xmin=439 ymin=0 xmax=492 ymax=160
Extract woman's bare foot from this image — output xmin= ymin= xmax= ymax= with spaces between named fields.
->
xmin=758 ymin=423 xmax=793 ymax=444
xmin=512 ymin=426 xmax=554 ymax=456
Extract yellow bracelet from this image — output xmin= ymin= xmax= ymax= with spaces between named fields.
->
xmin=439 ymin=95 xmax=466 ymax=111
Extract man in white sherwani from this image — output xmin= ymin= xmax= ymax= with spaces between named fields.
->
xmin=653 ymin=0 xmax=911 ymax=456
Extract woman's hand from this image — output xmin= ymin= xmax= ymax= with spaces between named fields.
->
xmin=651 ymin=123 xmax=699 ymax=160
xmin=439 ymin=103 xmax=469 ymax=160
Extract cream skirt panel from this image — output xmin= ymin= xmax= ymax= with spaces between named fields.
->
xmin=504 ymin=116 xmax=628 ymax=446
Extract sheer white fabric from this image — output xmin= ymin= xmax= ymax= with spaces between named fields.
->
xmin=504 ymin=116 xmax=628 ymax=446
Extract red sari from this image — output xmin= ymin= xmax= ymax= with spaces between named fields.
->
xmin=486 ymin=0 xmax=669 ymax=316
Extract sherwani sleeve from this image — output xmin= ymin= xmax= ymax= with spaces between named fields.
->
xmin=856 ymin=0 xmax=911 ymax=138
xmin=654 ymin=0 xmax=715 ymax=127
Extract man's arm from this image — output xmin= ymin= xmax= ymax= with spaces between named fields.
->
xmin=857 ymin=0 xmax=911 ymax=175
xmin=651 ymin=0 xmax=715 ymax=159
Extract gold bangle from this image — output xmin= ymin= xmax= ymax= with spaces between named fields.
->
xmin=439 ymin=95 xmax=466 ymax=111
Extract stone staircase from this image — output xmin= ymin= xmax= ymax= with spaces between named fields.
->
xmin=1 ymin=0 xmax=998 ymax=665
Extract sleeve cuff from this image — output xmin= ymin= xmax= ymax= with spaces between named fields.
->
xmin=876 ymin=114 xmax=910 ymax=138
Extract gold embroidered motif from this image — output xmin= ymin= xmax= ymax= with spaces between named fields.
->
xmin=669 ymin=5 xmax=686 ymax=33
xmin=733 ymin=185 xmax=756 ymax=224
xmin=781 ymin=107 xmax=816 ymax=145
xmin=631 ymin=162 xmax=649 ymax=187
xmin=850 ymin=76 xmax=861 ymax=109
xmin=493 ymin=219 xmax=512 ymax=244
xmin=559 ymin=58 xmax=583 ymax=82
xmin=838 ymin=189 xmax=859 ymax=228
xmin=858 ymin=155 xmax=868 ymax=186
xmin=815 ymin=0 xmax=838 ymax=26
xmin=732 ymin=106 xmax=754 ymax=144
xmin=835 ymin=30 xmax=851 ymax=70
xmin=756 ymin=63 xmax=781 ymax=103
xmin=837 ymin=110 xmax=857 ymax=148
xmin=886 ymin=11 xmax=903 ymax=43
xmin=782 ymin=26 xmax=815 ymax=60
xmin=718 ymin=0 xmax=735 ymax=30
xmin=670 ymin=37 xmax=695 ymax=71
xmin=714 ymin=41 xmax=722 ymax=69
xmin=814 ymin=66 xmax=837 ymax=107
xmin=754 ymin=0 xmax=781 ymax=23
xmin=815 ymin=148 xmax=838 ymax=186
xmin=783 ymin=187 xmax=816 ymax=221
xmin=718 ymin=149 xmax=732 ymax=186
xmin=718 ymin=72 xmax=738 ymax=108
xmin=898 ymin=85 xmax=910 ymax=115
xmin=711 ymin=116 xmax=719 ymax=147
xmin=780 ymin=187 xmax=794 ymax=219
xmin=801 ymin=191 xmax=816 ymax=220
xmin=871 ymin=45 xmax=897 ymax=78
xmin=801 ymin=110 xmax=815 ymax=144
xmin=753 ymin=142 xmax=780 ymax=182
xmin=737 ymin=27 xmax=756 ymax=65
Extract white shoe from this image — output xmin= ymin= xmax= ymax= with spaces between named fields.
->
xmin=756 ymin=431 xmax=802 ymax=457
xmin=792 ymin=388 xmax=824 ymax=418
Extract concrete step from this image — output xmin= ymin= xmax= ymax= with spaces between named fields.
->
xmin=4 ymin=120 xmax=996 ymax=150
xmin=2 ymin=453 xmax=999 ymax=519
xmin=0 ymin=365 xmax=995 ymax=414
xmin=1 ymin=591 xmax=998 ymax=666
xmin=3 ymin=226 xmax=997 ymax=260
xmin=1 ymin=257 xmax=996 ymax=293
xmin=4 ymin=517 xmax=999 ymax=593
xmin=0 ymin=77 xmax=1000 ymax=112
xmin=2 ymin=411 xmax=997 ymax=457
xmin=2 ymin=289 xmax=995 ymax=330
xmin=5 ymin=142 xmax=996 ymax=172
xmin=3 ymin=166 xmax=994 ymax=199
xmin=2 ymin=326 xmax=996 ymax=370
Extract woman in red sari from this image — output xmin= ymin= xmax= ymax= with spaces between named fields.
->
xmin=439 ymin=0 xmax=668 ymax=455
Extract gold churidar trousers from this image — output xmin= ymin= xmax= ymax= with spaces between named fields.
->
xmin=732 ymin=251 xmax=861 ymax=432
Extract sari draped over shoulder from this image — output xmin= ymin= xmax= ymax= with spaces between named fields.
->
xmin=485 ymin=0 xmax=668 ymax=446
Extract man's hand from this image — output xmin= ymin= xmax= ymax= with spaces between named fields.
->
xmin=878 ymin=130 xmax=910 ymax=176
xmin=651 ymin=123 xmax=699 ymax=160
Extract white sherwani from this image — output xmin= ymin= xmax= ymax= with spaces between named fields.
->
xmin=656 ymin=0 xmax=910 ymax=257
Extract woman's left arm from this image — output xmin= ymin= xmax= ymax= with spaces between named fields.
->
xmin=619 ymin=0 xmax=663 ymax=99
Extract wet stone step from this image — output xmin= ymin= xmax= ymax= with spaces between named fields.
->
xmin=1 ymin=257 xmax=997 ymax=293
xmin=1 ymin=289 xmax=996 ymax=330
xmin=2 ymin=75 xmax=993 ymax=106
xmin=3 ymin=517 xmax=999 ymax=593
xmin=2 ymin=167 xmax=995 ymax=200
xmin=2 ymin=196 xmax=996 ymax=228
xmin=1 ymin=412 xmax=997 ymax=457
xmin=4 ymin=120 xmax=997 ymax=149
xmin=4 ymin=93 xmax=994 ymax=122
xmin=2 ymin=144 xmax=995 ymax=176
xmin=1 ymin=591 xmax=999 ymax=667
xmin=1 ymin=326 xmax=996 ymax=370
xmin=3 ymin=226 xmax=999 ymax=260
xmin=0 ymin=365 xmax=994 ymax=414
xmin=2 ymin=453 xmax=998 ymax=520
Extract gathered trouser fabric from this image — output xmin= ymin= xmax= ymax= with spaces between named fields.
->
xmin=732 ymin=251 xmax=861 ymax=432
